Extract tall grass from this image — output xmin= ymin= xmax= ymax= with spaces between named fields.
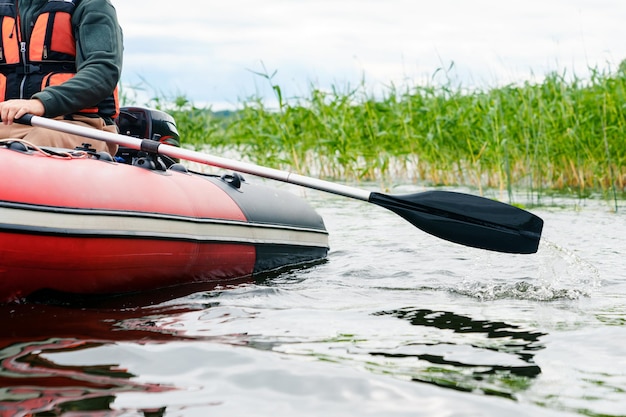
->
xmin=144 ymin=65 xmax=626 ymax=200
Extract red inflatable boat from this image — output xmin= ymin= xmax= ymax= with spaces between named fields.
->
xmin=0 ymin=107 xmax=546 ymax=302
xmin=0 ymin=114 xmax=328 ymax=302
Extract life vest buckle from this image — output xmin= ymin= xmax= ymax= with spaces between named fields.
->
xmin=16 ymin=64 xmax=42 ymax=75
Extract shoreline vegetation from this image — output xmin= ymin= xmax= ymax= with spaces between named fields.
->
xmin=127 ymin=63 xmax=626 ymax=206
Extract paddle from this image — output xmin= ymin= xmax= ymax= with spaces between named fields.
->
xmin=15 ymin=114 xmax=543 ymax=254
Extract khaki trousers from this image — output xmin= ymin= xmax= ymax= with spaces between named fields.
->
xmin=0 ymin=115 xmax=118 ymax=155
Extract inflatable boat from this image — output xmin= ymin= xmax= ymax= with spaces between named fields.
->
xmin=0 ymin=108 xmax=544 ymax=302
xmin=0 ymin=109 xmax=329 ymax=302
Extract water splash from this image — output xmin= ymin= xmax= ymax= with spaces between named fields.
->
xmin=451 ymin=240 xmax=601 ymax=301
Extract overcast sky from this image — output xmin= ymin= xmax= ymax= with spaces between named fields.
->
xmin=111 ymin=0 xmax=626 ymax=109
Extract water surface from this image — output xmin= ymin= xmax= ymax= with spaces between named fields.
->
xmin=1 ymin=184 xmax=624 ymax=416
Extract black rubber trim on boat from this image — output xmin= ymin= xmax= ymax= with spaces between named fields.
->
xmin=253 ymin=244 xmax=328 ymax=274
xmin=207 ymin=176 xmax=328 ymax=231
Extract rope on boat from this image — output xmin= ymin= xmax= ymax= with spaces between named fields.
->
xmin=0 ymin=138 xmax=89 ymax=160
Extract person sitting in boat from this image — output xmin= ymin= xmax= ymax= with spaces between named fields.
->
xmin=0 ymin=0 xmax=123 ymax=156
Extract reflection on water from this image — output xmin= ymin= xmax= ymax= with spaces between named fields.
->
xmin=0 ymin=298 xmax=548 ymax=415
xmin=0 ymin=300 xmax=197 ymax=416
xmin=1 ymin=338 xmax=174 ymax=415
xmin=0 ymin=277 xmax=262 ymax=415
xmin=371 ymin=308 xmax=545 ymax=399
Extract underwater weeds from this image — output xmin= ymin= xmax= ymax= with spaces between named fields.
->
xmin=137 ymin=63 xmax=626 ymax=207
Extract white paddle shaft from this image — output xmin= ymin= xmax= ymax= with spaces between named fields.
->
xmin=24 ymin=115 xmax=372 ymax=201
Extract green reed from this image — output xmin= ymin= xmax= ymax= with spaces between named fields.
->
xmin=151 ymin=64 xmax=626 ymax=200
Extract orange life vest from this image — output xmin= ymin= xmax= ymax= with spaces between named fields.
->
xmin=0 ymin=0 xmax=118 ymax=118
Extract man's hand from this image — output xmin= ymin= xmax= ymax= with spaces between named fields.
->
xmin=0 ymin=99 xmax=45 ymax=125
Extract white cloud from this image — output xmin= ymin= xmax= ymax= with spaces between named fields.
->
xmin=111 ymin=0 xmax=626 ymax=108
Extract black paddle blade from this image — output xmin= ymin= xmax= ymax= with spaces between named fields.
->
xmin=369 ymin=191 xmax=543 ymax=254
